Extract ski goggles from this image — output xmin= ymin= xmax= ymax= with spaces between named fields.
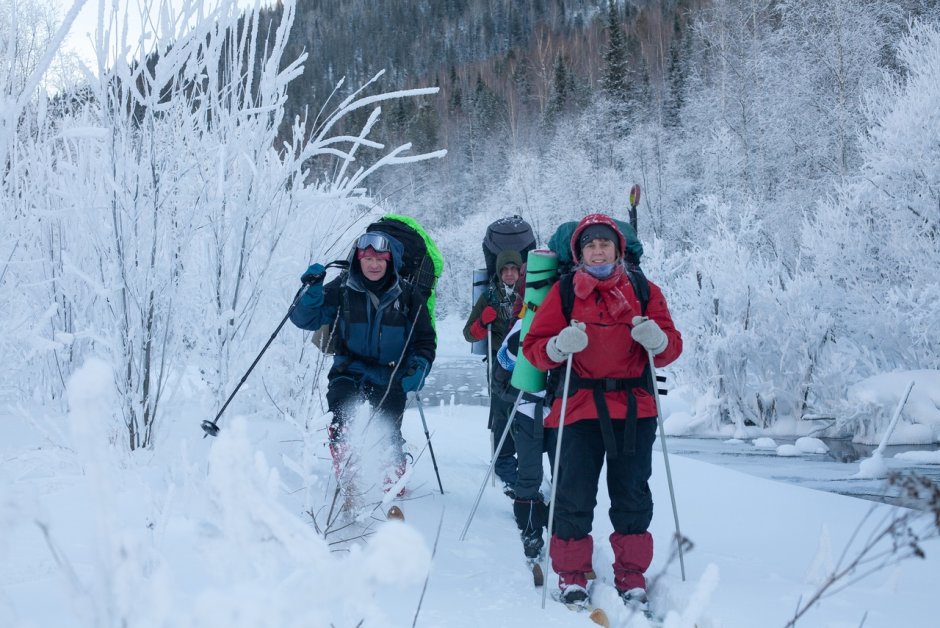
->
xmin=356 ymin=232 xmax=391 ymax=253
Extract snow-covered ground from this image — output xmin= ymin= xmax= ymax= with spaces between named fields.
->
xmin=1 ymin=318 xmax=938 ymax=628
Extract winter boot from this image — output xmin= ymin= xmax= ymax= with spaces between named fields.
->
xmin=560 ymin=584 xmax=590 ymax=607
xmin=514 ymin=498 xmax=549 ymax=559
xmin=522 ymin=528 xmax=544 ymax=559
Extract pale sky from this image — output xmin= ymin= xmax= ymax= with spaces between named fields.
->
xmin=53 ymin=0 xmax=268 ymax=72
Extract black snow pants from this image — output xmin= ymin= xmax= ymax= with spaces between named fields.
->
xmin=552 ymin=417 xmax=657 ymax=540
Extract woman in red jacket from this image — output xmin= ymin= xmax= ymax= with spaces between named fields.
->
xmin=521 ymin=214 xmax=682 ymax=611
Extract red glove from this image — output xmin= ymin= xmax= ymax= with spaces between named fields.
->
xmin=469 ymin=306 xmax=498 ymax=340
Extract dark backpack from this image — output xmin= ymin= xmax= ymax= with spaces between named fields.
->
xmin=367 ymin=218 xmax=435 ymax=298
xmin=483 ymin=215 xmax=537 ymax=277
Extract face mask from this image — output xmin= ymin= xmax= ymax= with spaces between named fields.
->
xmin=584 ymin=263 xmax=615 ymax=279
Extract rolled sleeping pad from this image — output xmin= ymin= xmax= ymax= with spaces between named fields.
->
xmin=470 ymin=268 xmax=489 ymax=355
xmin=510 ymin=249 xmax=559 ymax=393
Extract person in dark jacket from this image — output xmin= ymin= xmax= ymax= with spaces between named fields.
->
xmin=463 ymin=249 xmax=523 ymax=496
xmin=291 ymin=231 xmax=436 ymax=498
xmin=492 ymin=308 xmax=556 ymax=562
xmin=522 ymin=214 xmax=682 ymax=611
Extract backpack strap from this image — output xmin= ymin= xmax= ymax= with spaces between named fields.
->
xmin=625 ymin=265 xmax=650 ymax=316
xmin=558 ymin=272 xmax=576 ymax=322
xmin=326 ymin=272 xmax=351 ymax=360
xmin=396 ymin=277 xmax=418 ymax=321
xmin=333 ymin=275 xmax=418 ymax=366
xmin=413 ymin=254 xmax=436 ymax=296
xmin=548 ymin=265 xmax=654 ymax=457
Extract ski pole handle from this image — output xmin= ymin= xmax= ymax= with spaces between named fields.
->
xmin=301 ymin=259 xmax=349 ymax=285
xmin=630 ymin=183 xmax=641 ymax=208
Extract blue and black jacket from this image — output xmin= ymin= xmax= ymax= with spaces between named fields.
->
xmin=290 ymin=232 xmax=436 ymax=387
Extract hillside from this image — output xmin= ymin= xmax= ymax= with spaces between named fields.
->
xmin=255 ymin=1 xmax=699 ymax=199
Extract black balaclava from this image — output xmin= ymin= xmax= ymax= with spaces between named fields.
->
xmin=357 ymin=258 xmax=394 ymax=293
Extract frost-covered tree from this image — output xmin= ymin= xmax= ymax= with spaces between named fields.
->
xmin=803 ymin=21 xmax=940 ymax=436
xmin=3 ymin=0 xmax=444 ymax=450
xmin=770 ymin=0 xmax=889 ymax=189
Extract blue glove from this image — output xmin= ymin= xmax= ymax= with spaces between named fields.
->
xmin=401 ymin=356 xmax=430 ymax=393
xmin=301 ymin=263 xmax=326 ymax=285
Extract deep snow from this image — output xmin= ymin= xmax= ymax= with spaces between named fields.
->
xmin=1 ymin=317 xmax=938 ymax=628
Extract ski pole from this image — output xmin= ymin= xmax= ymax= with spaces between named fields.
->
xmin=541 ymin=351 xmax=574 ymax=609
xmin=487 ymin=325 xmax=495 ymax=488
xmin=201 ymin=262 xmax=342 ymax=438
xmin=410 ymin=392 xmax=444 ymax=494
xmin=648 ymin=350 xmax=686 ymax=581
xmin=459 ymin=389 xmax=524 ymax=541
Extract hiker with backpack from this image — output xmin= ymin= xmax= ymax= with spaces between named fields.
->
xmin=522 ymin=214 xmax=682 ymax=612
xmin=290 ymin=230 xmax=437 ymax=498
xmin=463 ymin=249 xmax=524 ymax=496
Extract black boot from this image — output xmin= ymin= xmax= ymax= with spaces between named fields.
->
xmin=522 ymin=527 xmax=544 ymax=559
xmin=513 ymin=498 xmax=549 ymax=558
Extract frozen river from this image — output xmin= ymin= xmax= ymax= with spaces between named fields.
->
xmin=422 ymin=348 xmax=939 ymax=511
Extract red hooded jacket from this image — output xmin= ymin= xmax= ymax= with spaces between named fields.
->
xmin=521 ymin=214 xmax=682 ymax=428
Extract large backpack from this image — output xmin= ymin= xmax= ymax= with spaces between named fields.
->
xmin=366 ymin=214 xmax=443 ymax=328
xmin=483 ymin=215 xmax=537 ymax=277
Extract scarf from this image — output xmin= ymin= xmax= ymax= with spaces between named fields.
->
xmin=571 ymin=263 xmax=632 ymax=319
xmin=584 ymin=262 xmax=615 ymax=279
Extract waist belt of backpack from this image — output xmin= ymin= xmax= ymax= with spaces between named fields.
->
xmin=557 ymin=366 xmax=652 ymax=458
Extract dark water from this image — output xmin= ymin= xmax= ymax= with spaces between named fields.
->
xmin=421 ymin=355 xmax=940 ymax=509
xmin=420 ymin=357 xmax=491 ymax=408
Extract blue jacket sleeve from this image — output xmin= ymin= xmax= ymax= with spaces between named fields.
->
xmin=289 ymin=276 xmax=341 ymax=331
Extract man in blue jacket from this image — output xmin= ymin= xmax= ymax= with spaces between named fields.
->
xmin=291 ymin=231 xmax=436 ymax=497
